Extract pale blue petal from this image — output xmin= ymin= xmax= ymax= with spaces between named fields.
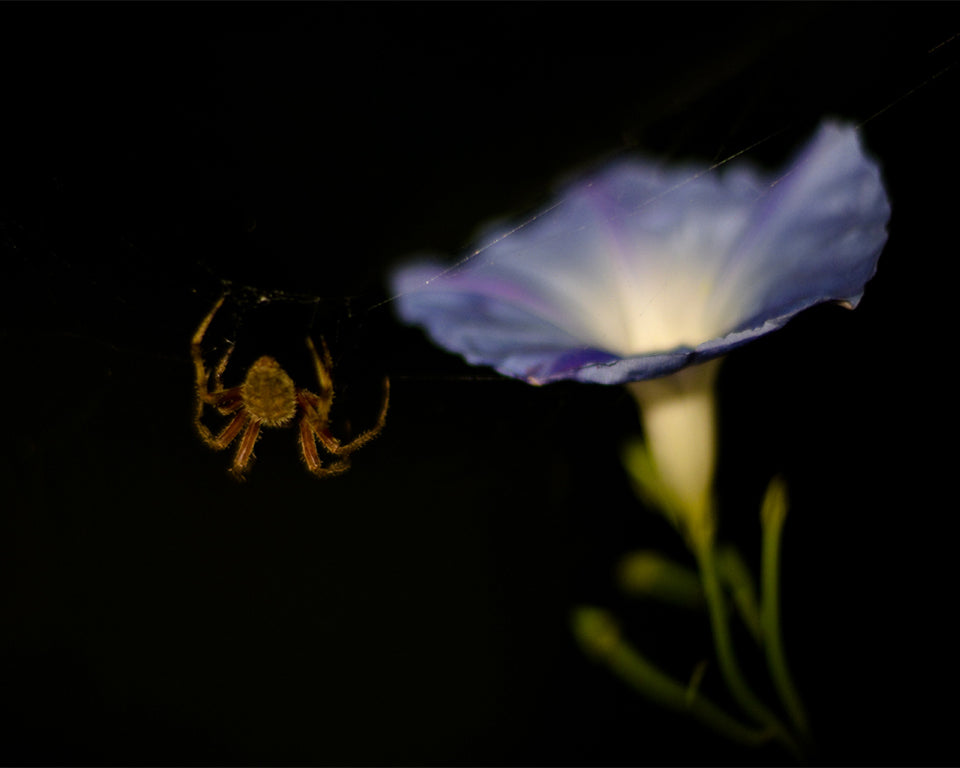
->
xmin=705 ymin=121 xmax=891 ymax=334
xmin=392 ymin=262 xmax=621 ymax=383
xmin=391 ymin=121 xmax=889 ymax=385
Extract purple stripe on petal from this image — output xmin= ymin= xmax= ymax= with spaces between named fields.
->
xmin=390 ymin=120 xmax=890 ymax=386
xmin=707 ymin=121 xmax=890 ymax=333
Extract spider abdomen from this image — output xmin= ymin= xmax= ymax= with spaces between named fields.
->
xmin=242 ymin=356 xmax=298 ymax=427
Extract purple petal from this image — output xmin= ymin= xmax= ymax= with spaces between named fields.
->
xmin=705 ymin=121 xmax=891 ymax=335
xmin=390 ymin=120 xmax=890 ymax=385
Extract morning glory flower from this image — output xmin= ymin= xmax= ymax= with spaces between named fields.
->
xmin=390 ymin=121 xmax=889 ymax=750
xmin=389 ymin=121 xmax=890 ymax=386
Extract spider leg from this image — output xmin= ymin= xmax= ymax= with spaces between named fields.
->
xmin=194 ymin=385 xmax=244 ymax=445
xmin=192 ymin=296 xmax=225 ymax=347
xmin=196 ymin=408 xmax=248 ymax=451
xmin=328 ymin=376 xmax=390 ymax=457
xmin=229 ymin=419 xmax=261 ymax=480
xmin=296 ymin=341 xmax=388 ymax=477
xmin=211 ymin=387 xmax=243 ymax=416
xmin=298 ymin=415 xmax=351 ymax=478
xmin=192 ymin=296 xmax=238 ymax=401
xmin=192 ymin=296 xmax=226 ymax=396
xmin=305 ymin=336 xmax=334 ymax=390
xmin=298 ymin=391 xmax=344 ymax=455
xmin=297 ymin=390 xmax=333 ymax=434
xmin=212 ymin=343 xmax=234 ymax=392
xmin=192 ymin=296 xmax=246 ymax=436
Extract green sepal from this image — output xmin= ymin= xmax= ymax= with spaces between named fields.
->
xmin=618 ymin=549 xmax=704 ymax=610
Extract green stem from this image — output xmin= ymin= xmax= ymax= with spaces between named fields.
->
xmin=760 ymin=477 xmax=810 ymax=738
xmin=693 ymin=528 xmax=802 ymax=758
xmin=716 ymin=544 xmax=762 ymax=645
xmin=572 ymin=607 xmax=774 ymax=748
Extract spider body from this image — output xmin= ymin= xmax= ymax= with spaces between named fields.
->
xmin=191 ymin=297 xmax=389 ymax=479
xmin=241 ymin=356 xmax=298 ymax=427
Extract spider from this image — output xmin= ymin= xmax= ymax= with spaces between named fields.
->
xmin=191 ymin=296 xmax=390 ymax=479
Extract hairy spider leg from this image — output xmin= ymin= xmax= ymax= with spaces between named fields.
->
xmin=298 ymin=414 xmax=351 ymax=478
xmin=297 ymin=388 xmax=345 ymax=446
xmin=333 ymin=377 xmax=390 ymax=455
xmin=207 ymin=409 xmax=248 ymax=449
xmin=298 ymin=336 xmax=383 ymax=476
xmin=194 ymin=386 xmax=244 ymax=443
xmin=230 ymin=419 xmax=261 ymax=479
xmin=191 ymin=295 xmax=234 ymax=407
xmin=192 ymin=295 xmax=225 ymax=342
xmin=303 ymin=335 xmax=391 ymax=450
xmin=299 ymin=380 xmax=390 ymax=459
xmin=212 ymin=343 xmax=234 ymax=394
xmin=305 ymin=336 xmax=335 ymax=420
xmin=191 ymin=296 xmax=253 ymax=465
xmin=191 ymin=296 xmax=226 ymax=384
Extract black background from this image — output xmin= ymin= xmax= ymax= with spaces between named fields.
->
xmin=2 ymin=3 xmax=958 ymax=766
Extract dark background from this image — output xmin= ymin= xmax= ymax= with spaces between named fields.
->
xmin=1 ymin=3 xmax=957 ymax=765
